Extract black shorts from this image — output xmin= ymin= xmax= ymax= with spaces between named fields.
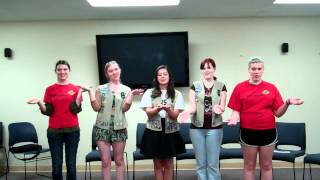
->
xmin=239 ymin=128 xmax=278 ymax=147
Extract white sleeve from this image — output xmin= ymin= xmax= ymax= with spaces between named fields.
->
xmin=174 ymin=92 xmax=185 ymax=110
xmin=139 ymin=89 xmax=152 ymax=108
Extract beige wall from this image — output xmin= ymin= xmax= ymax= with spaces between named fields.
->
xmin=0 ymin=17 xmax=319 ymax=169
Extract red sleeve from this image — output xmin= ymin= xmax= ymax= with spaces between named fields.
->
xmin=228 ymin=84 xmax=241 ymax=111
xmin=272 ymin=86 xmax=284 ymax=112
xmin=43 ymin=87 xmax=51 ymax=104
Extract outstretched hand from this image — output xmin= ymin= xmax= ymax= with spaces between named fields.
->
xmin=227 ymin=111 xmax=240 ymax=126
xmin=27 ymin=98 xmax=40 ymax=104
xmin=131 ymin=89 xmax=144 ymax=96
xmin=213 ymin=105 xmax=223 ymax=115
xmin=227 ymin=118 xmax=238 ymax=126
xmin=287 ymin=98 xmax=304 ymax=105
xmin=79 ymin=85 xmax=92 ymax=92
xmin=178 ymin=111 xmax=191 ymax=123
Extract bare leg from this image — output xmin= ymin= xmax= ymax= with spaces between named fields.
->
xmin=154 ymin=158 xmax=164 ymax=180
xmin=259 ymin=144 xmax=275 ymax=180
xmin=242 ymin=145 xmax=258 ymax=180
xmin=112 ymin=141 xmax=126 ymax=180
xmin=163 ymin=158 xmax=173 ymax=180
xmin=97 ymin=141 xmax=112 ymax=180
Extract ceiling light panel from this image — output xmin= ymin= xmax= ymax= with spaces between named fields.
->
xmin=274 ymin=0 xmax=320 ymax=4
xmin=87 ymin=0 xmax=180 ymax=7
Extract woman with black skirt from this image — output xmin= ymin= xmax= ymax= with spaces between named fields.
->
xmin=140 ymin=65 xmax=186 ymax=180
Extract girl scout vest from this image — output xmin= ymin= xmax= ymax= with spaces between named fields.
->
xmin=95 ymin=83 xmax=130 ymax=130
xmin=191 ymin=80 xmax=224 ymax=127
xmin=146 ymin=89 xmax=181 ymax=134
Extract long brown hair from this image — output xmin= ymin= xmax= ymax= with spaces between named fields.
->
xmin=151 ymin=65 xmax=175 ymax=100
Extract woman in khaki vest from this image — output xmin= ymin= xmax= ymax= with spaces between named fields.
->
xmin=140 ymin=65 xmax=186 ymax=180
xmin=82 ymin=61 xmax=143 ymax=180
xmin=179 ymin=58 xmax=227 ymax=180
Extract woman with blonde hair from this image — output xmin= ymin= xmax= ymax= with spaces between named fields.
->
xmin=82 ymin=60 xmax=143 ymax=180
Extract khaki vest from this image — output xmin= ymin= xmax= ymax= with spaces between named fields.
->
xmin=95 ymin=83 xmax=130 ymax=130
xmin=146 ymin=89 xmax=181 ymax=133
xmin=191 ymin=80 xmax=224 ymax=127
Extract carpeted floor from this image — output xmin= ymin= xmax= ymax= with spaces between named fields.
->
xmin=1 ymin=168 xmax=319 ymax=180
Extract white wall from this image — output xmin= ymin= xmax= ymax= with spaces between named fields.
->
xmin=0 ymin=17 xmax=319 ymax=168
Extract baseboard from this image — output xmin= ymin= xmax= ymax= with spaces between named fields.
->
xmin=2 ymin=162 xmax=320 ymax=172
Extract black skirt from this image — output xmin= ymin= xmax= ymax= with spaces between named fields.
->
xmin=140 ymin=119 xmax=186 ymax=159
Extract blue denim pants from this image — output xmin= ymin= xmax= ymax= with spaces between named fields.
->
xmin=47 ymin=130 xmax=80 ymax=180
xmin=190 ymin=128 xmax=223 ymax=180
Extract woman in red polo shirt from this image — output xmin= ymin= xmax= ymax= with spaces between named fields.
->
xmin=28 ymin=60 xmax=83 ymax=180
xmin=227 ymin=57 xmax=303 ymax=180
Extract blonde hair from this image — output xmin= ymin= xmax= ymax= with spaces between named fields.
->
xmin=248 ymin=57 xmax=264 ymax=68
xmin=104 ymin=60 xmax=120 ymax=80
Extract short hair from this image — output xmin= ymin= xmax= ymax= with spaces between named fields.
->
xmin=248 ymin=57 xmax=264 ymax=68
xmin=55 ymin=60 xmax=70 ymax=71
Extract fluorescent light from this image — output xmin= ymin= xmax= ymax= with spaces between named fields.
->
xmin=274 ymin=0 xmax=320 ymax=4
xmin=87 ymin=0 xmax=180 ymax=7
